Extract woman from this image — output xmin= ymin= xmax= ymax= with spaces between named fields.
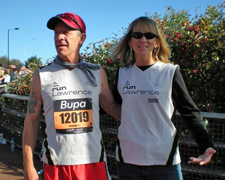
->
xmin=0 ymin=69 xmax=11 ymax=84
xmin=3 ymin=69 xmax=11 ymax=84
xmin=112 ymin=16 xmax=216 ymax=180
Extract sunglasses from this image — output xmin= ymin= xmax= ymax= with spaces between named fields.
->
xmin=131 ymin=32 xmax=158 ymax=39
xmin=57 ymin=13 xmax=83 ymax=33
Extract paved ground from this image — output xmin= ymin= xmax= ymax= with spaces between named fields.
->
xmin=0 ymin=143 xmax=43 ymax=180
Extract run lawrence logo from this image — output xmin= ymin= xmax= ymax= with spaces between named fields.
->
xmin=122 ymin=81 xmax=159 ymax=95
xmin=123 ymin=81 xmax=136 ymax=90
xmin=52 ymin=82 xmax=67 ymax=96
xmin=52 ymin=82 xmax=92 ymax=97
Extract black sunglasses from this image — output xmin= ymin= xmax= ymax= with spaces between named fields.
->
xmin=57 ymin=13 xmax=83 ymax=33
xmin=131 ymin=32 xmax=158 ymax=39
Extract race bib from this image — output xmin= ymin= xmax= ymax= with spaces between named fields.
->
xmin=53 ymin=98 xmax=93 ymax=134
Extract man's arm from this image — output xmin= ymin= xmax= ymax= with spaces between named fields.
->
xmin=23 ymin=71 xmax=43 ymax=180
xmin=99 ymin=67 xmax=121 ymax=120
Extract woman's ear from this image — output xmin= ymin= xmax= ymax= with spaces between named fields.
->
xmin=128 ymin=39 xmax=132 ymax=49
xmin=154 ymin=40 xmax=158 ymax=48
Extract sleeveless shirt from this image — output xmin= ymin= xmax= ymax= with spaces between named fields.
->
xmin=116 ymin=61 xmax=181 ymax=165
xmin=39 ymin=62 xmax=106 ymax=165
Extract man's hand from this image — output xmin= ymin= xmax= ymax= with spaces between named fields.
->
xmin=24 ymin=166 xmax=39 ymax=180
xmin=188 ymin=147 xmax=216 ymax=165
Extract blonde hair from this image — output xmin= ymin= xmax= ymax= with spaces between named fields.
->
xmin=5 ymin=69 xmax=10 ymax=75
xmin=113 ymin=16 xmax=171 ymax=66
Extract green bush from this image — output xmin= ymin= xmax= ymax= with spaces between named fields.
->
xmin=8 ymin=73 xmax=33 ymax=96
xmin=82 ymin=38 xmax=122 ymax=89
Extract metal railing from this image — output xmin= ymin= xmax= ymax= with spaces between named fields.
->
xmin=0 ymin=93 xmax=225 ymax=180
xmin=0 ymin=84 xmax=7 ymax=92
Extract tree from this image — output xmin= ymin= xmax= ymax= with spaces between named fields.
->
xmin=0 ymin=56 xmax=9 ymax=67
xmin=10 ymin=59 xmax=23 ymax=68
xmin=0 ymin=56 xmax=22 ymax=68
xmin=25 ymin=56 xmax=43 ymax=72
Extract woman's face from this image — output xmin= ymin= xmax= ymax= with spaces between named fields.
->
xmin=129 ymin=24 xmax=158 ymax=59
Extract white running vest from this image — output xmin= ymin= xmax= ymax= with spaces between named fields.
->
xmin=39 ymin=62 xmax=106 ymax=165
xmin=116 ymin=62 xmax=181 ymax=165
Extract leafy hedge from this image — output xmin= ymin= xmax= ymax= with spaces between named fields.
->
xmin=7 ymin=3 xmax=225 ymax=112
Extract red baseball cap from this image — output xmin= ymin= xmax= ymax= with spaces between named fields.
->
xmin=47 ymin=12 xmax=86 ymax=33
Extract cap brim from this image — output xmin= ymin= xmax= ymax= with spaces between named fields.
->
xmin=47 ymin=17 xmax=61 ymax=30
xmin=47 ymin=17 xmax=81 ymax=31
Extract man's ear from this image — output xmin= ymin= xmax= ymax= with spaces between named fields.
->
xmin=79 ymin=33 xmax=86 ymax=46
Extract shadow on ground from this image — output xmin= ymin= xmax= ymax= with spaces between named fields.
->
xmin=0 ymin=143 xmax=42 ymax=180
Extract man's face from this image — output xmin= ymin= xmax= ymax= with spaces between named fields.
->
xmin=54 ymin=21 xmax=85 ymax=60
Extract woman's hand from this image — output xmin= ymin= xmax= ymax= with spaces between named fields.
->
xmin=188 ymin=147 xmax=216 ymax=165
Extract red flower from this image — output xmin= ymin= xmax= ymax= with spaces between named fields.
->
xmin=193 ymin=52 xmax=196 ymax=58
xmin=106 ymin=58 xmax=113 ymax=65
xmin=104 ymin=43 xmax=110 ymax=48
xmin=175 ymin=33 xmax=181 ymax=38
xmin=193 ymin=69 xmax=197 ymax=74
xmin=194 ymin=26 xmax=200 ymax=34
xmin=173 ymin=38 xmax=178 ymax=41
xmin=182 ymin=22 xmax=188 ymax=26
xmin=187 ymin=26 xmax=194 ymax=31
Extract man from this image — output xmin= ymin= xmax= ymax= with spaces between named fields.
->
xmin=23 ymin=12 xmax=120 ymax=180
xmin=0 ymin=64 xmax=4 ymax=78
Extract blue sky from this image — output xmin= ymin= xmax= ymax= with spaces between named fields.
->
xmin=0 ymin=0 xmax=223 ymax=64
